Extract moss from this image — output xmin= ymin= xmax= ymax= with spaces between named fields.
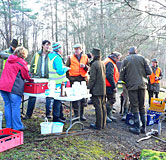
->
xmin=140 ymin=149 xmax=166 ymax=160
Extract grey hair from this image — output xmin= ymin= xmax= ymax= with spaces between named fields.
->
xmin=14 ymin=46 xmax=28 ymax=59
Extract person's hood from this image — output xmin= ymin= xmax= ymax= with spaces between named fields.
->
xmin=49 ymin=51 xmax=62 ymax=61
xmin=7 ymin=54 xmax=27 ymax=65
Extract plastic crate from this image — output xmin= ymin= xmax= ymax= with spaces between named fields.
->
xmin=125 ymin=113 xmax=134 ymax=126
xmin=0 ymin=128 xmax=23 ymax=152
xmin=24 ymin=82 xmax=48 ymax=94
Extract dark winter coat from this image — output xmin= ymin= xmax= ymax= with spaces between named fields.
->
xmin=120 ymin=53 xmax=152 ymax=91
xmin=0 ymin=55 xmax=31 ymax=96
xmin=147 ymin=66 xmax=163 ymax=92
xmin=87 ymin=59 xmax=106 ymax=96
xmin=105 ymin=55 xmax=118 ymax=94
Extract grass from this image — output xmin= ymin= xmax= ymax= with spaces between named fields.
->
xmin=0 ymin=97 xmax=115 ymax=160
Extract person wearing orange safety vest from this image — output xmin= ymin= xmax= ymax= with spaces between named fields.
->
xmin=66 ymin=44 xmax=89 ymax=121
xmin=147 ymin=58 xmax=163 ymax=105
xmin=103 ymin=51 xmax=121 ymax=123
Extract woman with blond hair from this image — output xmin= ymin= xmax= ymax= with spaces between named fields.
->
xmin=0 ymin=46 xmax=33 ymax=131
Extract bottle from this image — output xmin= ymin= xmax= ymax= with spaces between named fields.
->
xmin=61 ymin=81 xmax=65 ymax=97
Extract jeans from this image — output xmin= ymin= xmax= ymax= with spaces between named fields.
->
xmin=1 ymin=91 xmax=24 ymax=130
xmin=26 ymin=96 xmax=52 ymax=117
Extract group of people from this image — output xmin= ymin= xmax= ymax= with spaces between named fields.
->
xmin=0 ymin=39 xmax=163 ymax=135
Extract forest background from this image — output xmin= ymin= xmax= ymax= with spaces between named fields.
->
xmin=0 ymin=0 xmax=166 ymax=84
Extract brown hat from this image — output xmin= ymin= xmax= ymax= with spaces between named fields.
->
xmin=10 ymin=39 xmax=18 ymax=48
xmin=91 ymin=48 xmax=101 ymax=56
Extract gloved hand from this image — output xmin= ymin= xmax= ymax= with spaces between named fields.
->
xmin=28 ymin=78 xmax=34 ymax=82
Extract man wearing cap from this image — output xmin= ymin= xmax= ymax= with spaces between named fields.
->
xmin=66 ymin=44 xmax=89 ymax=121
xmin=147 ymin=58 xmax=163 ymax=105
xmin=0 ymin=39 xmax=18 ymax=73
xmin=120 ymin=46 xmax=152 ymax=135
xmin=103 ymin=51 xmax=121 ymax=123
xmin=48 ymin=42 xmax=70 ymax=123
xmin=87 ymin=48 xmax=106 ymax=130
xmin=24 ymin=40 xmax=52 ymax=120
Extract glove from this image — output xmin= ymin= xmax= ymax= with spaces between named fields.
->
xmin=28 ymin=78 xmax=34 ymax=82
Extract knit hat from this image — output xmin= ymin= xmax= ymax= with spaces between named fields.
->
xmin=91 ymin=48 xmax=101 ymax=56
xmin=129 ymin=46 xmax=137 ymax=54
xmin=151 ymin=58 xmax=158 ymax=63
xmin=73 ymin=44 xmax=82 ymax=49
xmin=10 ymin=39 xmax=18 ymax=48
xmin=52 ymin=42 xmax=62 ymax=51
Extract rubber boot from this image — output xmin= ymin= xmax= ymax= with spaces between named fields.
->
xmin=122 ymin=108 xmax=128 ymax=121
xmin=140 ymin=113 xmax=146 ymax=134
xmin=80 ymin=106 xmax=86 ymax=121
xmin=74 ymin=109 xmax=78 ymax=118
xmin=109 ymin=105 xmax=117 ymax=122
xmin=106 ymin=103 xmax=112 ymax=123
xmin=129 ymin=113 xmax=140 ymax=135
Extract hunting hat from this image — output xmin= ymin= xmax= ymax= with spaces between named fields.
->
xmin=10 ymin=39 xmax=18 ymax=48
xmin=52 ymin=42 xmax=62 ymax=51
xmin=111 ymin=51 xmax=122 ymax=58
xmin=91 ymin=48 xmax=101 ymax=56
xmin=129 ymin=46 xmax=137 ymax=54
xmin=151 ymin=58 xmax=158 ymax=63
xmin=73 ymin=44 xmax=82 ymax=49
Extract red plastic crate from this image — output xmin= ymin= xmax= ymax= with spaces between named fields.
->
xmin=24 ymin=82 xmax=48 ymax=94
xmin=0 ymin=128 xmax=23 ymax=152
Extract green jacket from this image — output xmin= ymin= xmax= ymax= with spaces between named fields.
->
xmin=30 ymin=50 xmax=50 ymax=78
xmin=0 ymin=48 xmax=14 ymax=69
xmin=120 ymin=53 xmax=152 ymax=91
xmin=87 ymin=59 xmax=106 ymax=96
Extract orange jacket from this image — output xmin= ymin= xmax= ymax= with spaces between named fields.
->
xmin=149 ymin=67 xmax=161 ymax=84
xmin=69 ymin=54 xmax=88 ymax=77
xmin=104 ymin=58 xmax=119 ymax=87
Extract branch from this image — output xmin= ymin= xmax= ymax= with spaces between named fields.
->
xmin=0 ymin=29 xmax=7 ymax=41
xmin=124 ymin=0 xmax=166 ymax=19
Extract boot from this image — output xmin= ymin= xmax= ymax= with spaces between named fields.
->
xmin=73 ymin=109 xmax=78 ymax=118
xmin=80 ymin=107 xmax=86 ymax=121
xmin=109 ymin=105 xmax=117 ymax=122
xmin=129 ymin=112 xmax=140 ymax=135
xmin=106 ymin=116 xmax=112 ymax=123
xmin=140 ymin=113 xmax=146 ymax=134
xmin=122 ymin=108 xmax=128 ymax=121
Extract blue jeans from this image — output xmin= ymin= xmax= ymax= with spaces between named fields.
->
xmin=26 ymin=96 xmax=52 ymax=117
xmin=1 ymin=91 xmax=24 ymax=130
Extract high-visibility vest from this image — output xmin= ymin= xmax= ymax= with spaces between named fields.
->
xmin=149 ymin=67 xmax=161 ymax=84
xmin=48 ymin=55 xmax=68 ymax=84
xmin=69 ymin=54 xmax=88 ymax=77
xmin=103 ymin=58 xmax=119 ymax=87
xmin=33 ymin=53 xmax=40 ymax=74
xmin=2 ymin=49 xmax=12 ymax=69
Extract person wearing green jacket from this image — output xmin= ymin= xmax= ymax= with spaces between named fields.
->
xmin=0 ymin=39 xmax=18 ymax=76
xmin=24 ymin=40 xmax=52 ymax=119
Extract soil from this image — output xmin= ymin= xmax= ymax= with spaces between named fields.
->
xmin=1 ymin=90 xmax=165 ymax=159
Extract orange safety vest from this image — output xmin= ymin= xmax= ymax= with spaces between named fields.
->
xmin=149 ymin=67 xmax=161 ymax=84
xmin=69 ymin=54 xmax=88 ymax=77
xmin=103 ymin=58 xmax=119 ymax=87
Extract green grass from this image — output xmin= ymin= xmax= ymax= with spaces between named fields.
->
xmin=140 ymin=149 xmax=166 ymax=160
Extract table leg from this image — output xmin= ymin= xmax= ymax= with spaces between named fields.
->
xmin=66 ymin=101 xmax=84 ymax=134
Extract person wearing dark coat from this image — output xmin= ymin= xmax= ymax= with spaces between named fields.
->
xmin=103 ymin=51 xmax=121 ymax=123
xmin=147 ymin=58 xmax=163 ymax=105
xmin=87 ymin=48 xmax=106 ymax=130
xmin=120 ymin=46 xmax=152 ymax=135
